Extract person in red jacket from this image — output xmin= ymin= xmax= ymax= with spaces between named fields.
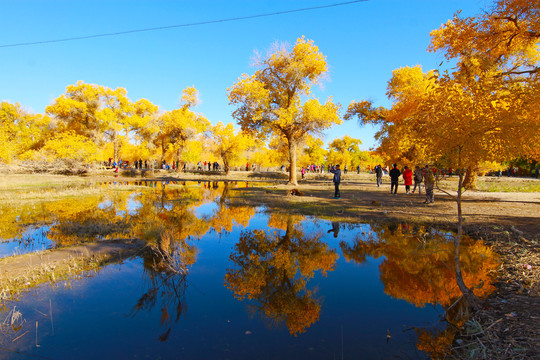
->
xmin=402 ymin=166 xmax=413 ymax=194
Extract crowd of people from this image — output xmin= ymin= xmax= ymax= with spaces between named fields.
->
xmin=107 ymin=158 xmax=536 ymax=204
xmin=324 ymin=162 xmax=440 ymax=204
xmin=107 ymin=158 xmax=266 ymax=173
xmin=374 ymin=163 xmax=437 ymax=203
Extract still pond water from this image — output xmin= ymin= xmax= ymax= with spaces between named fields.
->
xmin=0 ymin=181 xmax=498 ymax=359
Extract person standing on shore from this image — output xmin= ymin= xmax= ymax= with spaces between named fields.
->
xmin=403 ymin=166 xmax=413 ymax=194
xmin=375 ymin=165 xmax=383 ymax=187
xmin=329 ymin=164 xmax=342 ymax=199
xmin=424 ymin=165 xmax=435 ymax=204
xmin=412 ymin=166 xmax=423 ymax=194
xmin=389 ymin=164 xmax=401 ymax=195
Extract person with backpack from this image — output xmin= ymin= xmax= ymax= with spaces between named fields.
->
xmin=389 ymin=164 xmax=401 ymax=195
xmin=412 ymin=165 xmax=423 ymax=194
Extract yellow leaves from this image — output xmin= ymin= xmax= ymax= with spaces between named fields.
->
xmin=290 ymin=36 xmax=328 ymax=84
xmin=229 ymin=37 xmax=338 ymax=140
xmin=326 ymin=135 xmax=362 ymax=168
xmin=0 ymin=102 xmax=52 ymax=164
xmin=344 ymin=100 xmax=386 ymax=125
xmin=386 ymin=65 xmax=435 ymax=103
xmin=210 ymin=122 xmax=252 ymax=173
xmin=41 ymin=131 xmax=102 ymax=162
xmin=228 ymin=37 xmax=339 ymax=184
xmin=301 ymin=135 xmax=327 ymax=166
xmin=180 ymin=86 xmax=200 ymax=109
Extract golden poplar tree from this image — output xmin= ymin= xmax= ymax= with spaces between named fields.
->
xmin=210 ymin=122 xmax=252 ymax=174
xmin=346 ymin=0 xmax=539 ymax=305
xmin=151 ymin=87 xmax=209 ymax=170
xmin=228 ymin=37 xmax=341 ymax=185
xmin=0 ymin=102 xmax=51 ymax=163
xmin=225 ymin=214 xmax=338 ymax=335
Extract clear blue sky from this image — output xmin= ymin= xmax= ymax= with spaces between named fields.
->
xmin=1 ymin=0 xmax=490 ymax=150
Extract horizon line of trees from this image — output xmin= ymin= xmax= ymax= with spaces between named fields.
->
xmin=0 ymin=84 xmax=385 ymax=175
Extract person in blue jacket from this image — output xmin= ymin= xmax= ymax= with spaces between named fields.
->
xmin=329 ymin=164 xmax=342 ymax=198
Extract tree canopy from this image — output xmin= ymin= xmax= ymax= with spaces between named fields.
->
xmin=228 ymin=37 xmax=341 ymax=184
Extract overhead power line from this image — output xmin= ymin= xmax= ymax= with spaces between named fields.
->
xmin=0 ymin=0 xmax=368 ymax=48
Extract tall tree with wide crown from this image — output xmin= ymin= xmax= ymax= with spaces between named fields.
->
xmin=228 ymin=37 xmax=341 ymax=185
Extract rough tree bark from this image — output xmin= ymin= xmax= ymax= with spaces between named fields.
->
xmin=454 ymin=170 xmax=480 ymax=309
xmin=462 ymin=165 xmax=479 ymax=189
xmin=288 ymin=141 xmax=298 ymax=186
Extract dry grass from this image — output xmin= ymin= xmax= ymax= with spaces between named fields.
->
xmin=0 ymin=254 xmax=108 ymax=306
xmin=448 ymin=227 xmax=540 ymax=360
xmin=0 ymin=174 xmax=88 ymax=189
xmin=0 ymin=241 xmax=144 ymax=306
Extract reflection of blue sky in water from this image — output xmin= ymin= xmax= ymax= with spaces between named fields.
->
xmin=0 ymin=182 xmax=465 ymax=359
xmin=194 ymin=202 xmax=218 ymax=219
xmin=97 ymin=199 xmax=113 ymax=210
xmin=0 ymin=225 xmax=52 ymax=258
xmin=3 ymin=215 xmax=443 ymax=359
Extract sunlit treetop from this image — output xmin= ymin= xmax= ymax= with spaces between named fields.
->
xmin=429 ymin=0 xmax=540 ymax=78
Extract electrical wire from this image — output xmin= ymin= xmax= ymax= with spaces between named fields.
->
xmin=0 ymin=0 xmax=368 ymax=48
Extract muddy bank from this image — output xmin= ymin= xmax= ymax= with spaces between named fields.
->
xmin=0 ymin=240 xmax=144 ymax=301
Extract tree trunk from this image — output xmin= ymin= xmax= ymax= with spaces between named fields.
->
xmin=288 ymin=141 xmax=298 ymax=185
xmin=160 ymin=139 xmax=166 ymax=166
xmin=455 ymin=171 xmax=480 ymax=309
xmin=112 ymin=132 xmax=119 ymax=162
xmin=463 ymin=165 xmax=478 ymax=189
xmin=176 ymin=148 xmax=183 ymax=173
xmin=220 ymin=182 xmax=229 ymax=206
xmin=223 ymin=158 xmax=230 ymax=175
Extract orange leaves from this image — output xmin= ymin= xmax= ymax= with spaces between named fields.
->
xmin=225 ymin=214 xmax=338 ymax=335
xmin=350 ymin=1 xmax=539 ymax=168
xmin=340 ymin=224 xmax=499 ymax=309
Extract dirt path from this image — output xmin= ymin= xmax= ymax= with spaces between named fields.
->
xmin=227 ymin=177 xmax=540 ymax=238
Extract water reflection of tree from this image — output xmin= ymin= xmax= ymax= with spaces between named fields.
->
xmin=2 ymin=182 xmax=221 ymax=247
xmin=225 ymin=214 xmax=338 ymax=335
xmin=209 ymin=182 xmax=255 ymax=234
xmin=130 ymin=231 xmax=197 ymax=342
xmin=340 ymin=223 xmax=499 ymax=358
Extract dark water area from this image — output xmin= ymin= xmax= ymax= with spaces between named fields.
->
xmin=0 ymin=181 xmax=498 ymax=359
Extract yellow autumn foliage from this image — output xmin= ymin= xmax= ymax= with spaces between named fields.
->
xmin=228 ymin=37 xmax=341 ymax=184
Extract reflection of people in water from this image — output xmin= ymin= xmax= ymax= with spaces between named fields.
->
xmin=327 ymin=222 xmax=340 ymax=238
